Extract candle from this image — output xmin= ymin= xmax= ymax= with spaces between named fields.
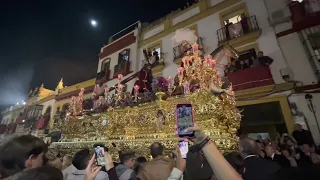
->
xmin=118 ymin=74 xmax=123 ymax=81
xmin=178 ymin=67 xmax=184 ymax=75
xmin=192 ymin=43 xmax=199 ymax=53
xmin=118 ymin=84 xmax=124 ymax=91
xmin=211 ymin=59 xmax=216 ymax=68
xmin=105 ymin=87 xmax=109 ymax=93
xmin=134 ymin=85 xmax=139 ymax=91
xmin=167 ymin=76 xmax=172 ymax=86
xmin=182 ymin=57 xmax=187 ymax=67
xmin=205 ymin=56 xmax=211 ymax=66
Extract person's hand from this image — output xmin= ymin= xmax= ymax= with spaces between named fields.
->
xmin=185 ymin=125 xmax=207 ymax=145
xmin=173 ymin=146 xmax=186 ymax=171
xmin=85 ymin=154 xmax=101 ymax=180
xmin=113 ymin=145 xmax=121 ymax=152
xmin=104 ymin=151 xmax=114 ymax=171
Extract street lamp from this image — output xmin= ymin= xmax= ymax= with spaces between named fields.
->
xmin=305 ymin=94 xmax=320 ymax=134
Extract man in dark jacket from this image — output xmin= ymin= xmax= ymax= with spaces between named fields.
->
xmin=292 ymin=123 xmax=313 ymax=146
xmin=239 ymin=137 xmax=281 ymax=180
xmin=256 ymin=51 xmax=274 ymax=66
xmin=265 ymin=144 xmax=291 ymax=168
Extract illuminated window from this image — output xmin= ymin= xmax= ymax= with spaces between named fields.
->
xmin=224 ymin=13 xmax=244 ymax=25
xmin=147 ymin=41 xmax=162 ymax=64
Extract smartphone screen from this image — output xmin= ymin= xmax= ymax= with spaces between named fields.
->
xmin=179 ymin=141 xmax=189 ymax=159
xmin=176 ymin=103 xmax=194 ymax=138
xmin=94 ymin=146 xmax=106 ymax=166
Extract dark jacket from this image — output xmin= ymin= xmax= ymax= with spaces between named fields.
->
xmin=243 ymin=156 xmax=281 ymax=180
xmin=267 ymin=154 xmax=291 ymax=168
xmin=292 ymin=130 xmax=313 ymax=146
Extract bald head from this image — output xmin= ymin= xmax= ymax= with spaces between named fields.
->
xmin=239 ymin=137 xmax=259 ymax=156
xmin=150 ymin=142 xmax=163 ymax=158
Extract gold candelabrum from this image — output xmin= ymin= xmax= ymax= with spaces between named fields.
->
xmin=51 ymin=42 xmax=241 ymax=158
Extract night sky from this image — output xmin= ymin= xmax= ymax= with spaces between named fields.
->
xmin=0 ymin=0 xmax=191 ymax=109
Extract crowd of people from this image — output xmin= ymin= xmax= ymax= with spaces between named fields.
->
xmin=225 ymin=51 xmax=274 ymax=75
xmin=0 ymin=123 xmax=320 ymax=180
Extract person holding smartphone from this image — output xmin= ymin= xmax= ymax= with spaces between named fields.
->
xmin=85 ymin=151 xmax=118 ymax=180
xmin=184 ymin=126 xmax=242 ymax=180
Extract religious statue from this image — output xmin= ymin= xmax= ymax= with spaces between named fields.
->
xmin=156 ymin=109 xmax=165 ymax=126
xmin=92 ymin=72 xmax=108 ymax=109
xmin=132 ymin=62 xmax=153 ymax=94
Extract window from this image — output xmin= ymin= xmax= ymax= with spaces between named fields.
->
xmin=224 ymin=14 xmax=243 ymax=25
xmin=118 ymin=49 xmax=130 ymax=64
xmin=219 ymin=3 xmax=249 ymax=27
xmin=300 ymin=26 xmax=320 ymax=76
xmin=309 ymin=32 xmax=320 ymax=60
xmin=101 ymin=59 xmax=111 ymax=72
xmin=147 ymin=41 xmax=162 ymax=64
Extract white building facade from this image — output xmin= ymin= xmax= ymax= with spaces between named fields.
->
xmin=263 ymin=0 xmax=320 ymax=144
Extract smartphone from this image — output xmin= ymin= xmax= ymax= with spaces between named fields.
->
xmin=179 ymin=141 xmax=189 ymax=159
xmin=112 ymin=143 xmax=116 ymax=147
xmin=93 ymin=145 xmax=106 ymax=166
xmin=176 ymin=103 xmax=195 ymax=138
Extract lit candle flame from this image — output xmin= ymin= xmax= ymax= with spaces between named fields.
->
xmin=178 ymin=67 xmax=184 ymax=74
xmin=118 ymin=74 xmax=123 ymax=81
xmin=192 ymin=43 xmax=199 ymax=53
xmin=105 ymin=87 xmax=109 ymax=93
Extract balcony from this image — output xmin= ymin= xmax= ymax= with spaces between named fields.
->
xmin=217 ymin=15 xmax=261 ymax=46
xmin=145 ymin=50 xmax=165 ymax=74
xmin=173 ymin=37 xmax=204 ymax=65
xmin=289 ymin=1 xmax=320 ymax=30
xmin=227 ymin=66 xmax=275 ymax=91
xmin=300 ymin=25 xmax=320 ymax=79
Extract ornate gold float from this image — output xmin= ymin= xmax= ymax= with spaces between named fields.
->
xmin=50 ymin=38 xmax=241 ymax=158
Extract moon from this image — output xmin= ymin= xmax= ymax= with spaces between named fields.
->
xmin=90 ymin=20 xmax=97 ymax=27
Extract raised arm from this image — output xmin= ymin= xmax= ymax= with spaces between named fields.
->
xmin=185 ymin=126 xmax=242 ymax=180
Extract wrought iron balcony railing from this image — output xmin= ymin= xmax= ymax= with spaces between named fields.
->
xmin=173 ymin=37 xmax=203 ymax=60
xmin=217 ymin=15 xmax=260 ymax=44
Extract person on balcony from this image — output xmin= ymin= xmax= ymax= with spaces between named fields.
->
xmin=256 ymin=51 xmax=274 ymax=66
xmin=243 ymin=59 xmax=251 ymax=69
xmin=240 ymin=14 xmax=249 ymax=34
xmin=225 ymin=20 xmax=233 ymax=40
xmin=152 ymin=49 xmax=159 ymax=63
xmin=229 ymin=60 xmax=238 ymax=73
